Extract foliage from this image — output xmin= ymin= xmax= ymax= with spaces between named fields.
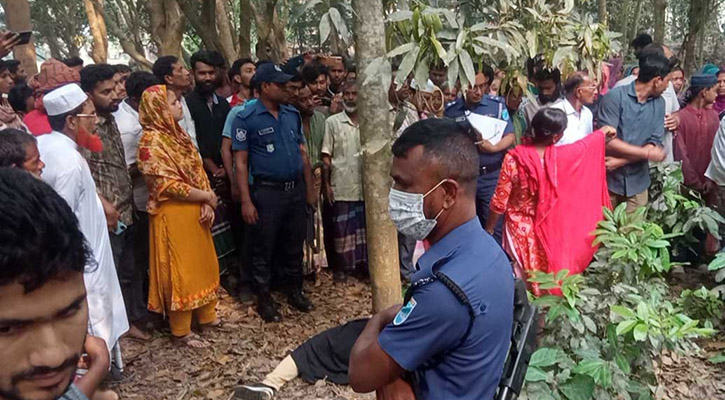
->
xmin=676 ymin=287 xmax=724 ymax=327
xmin=648 ymin=162 xmax=725 ymax=260
xmin=521 ymin=203 xmax=716 ymax=400
xmin=294 ymin=0 xmax=353 ymax=53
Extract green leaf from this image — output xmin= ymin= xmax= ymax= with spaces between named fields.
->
xmin=559 ymin=374 xmax=595 ymax=400
xmin=386 ymin=10 xmax=414 ymax=23
xmin=615 ymin=353 xmax=631 ymax=374
xmin=328 ymin=7 xmax=350 ymax=44
xmin=633 ymin=323 xmax=648 ymax=341
xmin=458 ymin=50 xmax=475 ymax=90
xmin=611 ymin=305 xmax=636 ymax=319
xmin=525 ymin=366 xmax=549 ymax=382
xmin=395 ymin=45 xmax=420 ymax=85
xmin=446 ymin=57 xmax=459 ymax=91
xmin=646 ymin=240 xmax=669 ymax=249
xmin=708 ymin=255 xmax=725 ymax=271
xmin=290 ymin=0 xmax=323 ymax=21
xmin=529 ymin=347 xmax=562 ymax=368
xmin=319 ymin=12 xmax=332 ymax=45
xmin=387 ymin=42 xmax=417 ymax=58
xmin=708 ymin=352 xmax=725 ymax=364
xmin=413 ymin=61 xmax=429 ymax=91
xmin=430 ymin=32 xmax=447 ymax=61
xmin=615 ymin=320 xmax=638 ymax=336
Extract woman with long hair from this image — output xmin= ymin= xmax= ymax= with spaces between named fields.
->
xmin=486 ymin=108 xmax=614 ymax=295
xmin=137 ymin=84 xmax=220 ymax=347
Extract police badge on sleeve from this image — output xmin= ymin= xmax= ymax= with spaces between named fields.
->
xmin=393 ymin=298 xmax=417 ymax=326
xmin=236 ymin=128 xmax=247 ymax=142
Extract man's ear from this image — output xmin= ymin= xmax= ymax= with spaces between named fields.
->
xmin=441 ymin=179 xmax=459 ymax=209
xmin=164 ymin=75 xmax=174 ymax=86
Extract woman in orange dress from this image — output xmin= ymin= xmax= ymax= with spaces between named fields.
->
xmin=487 ymin=108 xmax=613 ymax=295
xmin=137 ymin=84 xmax=220 ymax=347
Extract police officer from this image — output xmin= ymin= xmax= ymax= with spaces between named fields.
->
xmin=231 ymin=63 xmax=317 ymax=322
xmin=348 ymin=119 xmax=514 ymax=400
xmin=444 ymin=64 xmax=514 ymax=243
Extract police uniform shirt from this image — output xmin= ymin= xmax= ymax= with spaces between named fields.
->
xmin=444 ymin=95 xmax=514 ymax=168
xmin=378 ymin=218 xmax=514 ymax=400
xmin=231 ymin=100 xmax=307 ymax=181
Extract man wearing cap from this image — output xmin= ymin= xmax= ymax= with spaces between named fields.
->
xmin=675 ymin=74 xmax=719 ymax=196
xmin=36 ymin=83 xmax=129 ymax=359
xmin=231 ymin=63 xmax=317 ymax=322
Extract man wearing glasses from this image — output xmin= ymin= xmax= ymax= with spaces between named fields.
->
xmin=444 ymin=64 xmax=514 ymax=243
xmin=550 ymin=72 xmax=597 ymax=146
xmin=36 ymin=83 xmax=129 ymax=363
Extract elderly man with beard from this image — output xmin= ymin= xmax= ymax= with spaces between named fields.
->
xmin=80 ymin=65 xmax=147 ymax=342
xmin=321 ymin=80 xmax=368 ymax=283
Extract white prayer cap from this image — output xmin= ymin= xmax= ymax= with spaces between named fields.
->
xmin=43 ymin=83 xmax=88 ymax=116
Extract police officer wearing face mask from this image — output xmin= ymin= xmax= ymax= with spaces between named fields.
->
xmin=348 ymin=119 xmax=514 ymax=400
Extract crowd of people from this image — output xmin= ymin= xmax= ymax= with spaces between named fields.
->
xmin=3 ymin=26 xmax=725 ymax=400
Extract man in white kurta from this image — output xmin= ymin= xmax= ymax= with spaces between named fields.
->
xmin=36 ymin=83 xmax=128 ymax=357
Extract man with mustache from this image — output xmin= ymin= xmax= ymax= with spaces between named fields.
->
xmin=0 ymin=167 xmax=113 ymax=400
xmin=321 ymin=80 xmax=368 ymax=283
xmin=522 ymin=66 xmax=563 ymax=126
xmin=80 ymin=64 xmax=149 ymax=342
xmin=36 ymin=83 xmax=128 ymax=368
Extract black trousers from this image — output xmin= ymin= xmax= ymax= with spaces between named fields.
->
xmin=110 ymin=222 xmax=147 ymax=324
xmin=246 ymin=182 xmax=306 ymax=294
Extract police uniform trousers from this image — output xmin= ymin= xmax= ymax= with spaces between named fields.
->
xmin=245 ymin=179 xmax=307 ymax=294
xmin=476 ymin=171 xmax=503 ymax=243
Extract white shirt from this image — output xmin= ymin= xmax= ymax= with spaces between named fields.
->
xmin=112 ymin=99 xmax=149 ymax=211
xmin=37 ymin=131 xmax=129 ymax=353
xmin=614 ymin=76 xmax=680 ymax=162
xmin=706 ymin=117 xmax=725 ymax=185
xmin=179 ymin=96 xmax=199 ymax=150
xmin=551 ymin=98 xmax=593 ymax=146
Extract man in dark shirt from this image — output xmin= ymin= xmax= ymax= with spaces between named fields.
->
xmin=598 ymin=53 xmax=670 ymax=212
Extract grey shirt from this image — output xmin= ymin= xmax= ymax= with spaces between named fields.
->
xmin=60 ymin=384 xmax=90 ymax=400
xmin=597 ymin=81 xmax=665 ymax=196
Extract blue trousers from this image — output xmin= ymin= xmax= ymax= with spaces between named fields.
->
xmin=476 ymin=172 xmax=503 ymax=244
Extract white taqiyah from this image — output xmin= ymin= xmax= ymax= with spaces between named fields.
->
xmin=43 ymin=83 xmax=88 ymax=116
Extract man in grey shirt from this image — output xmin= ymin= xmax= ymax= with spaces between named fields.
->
xmin=598 ymin=53 xmax=671 ymax=212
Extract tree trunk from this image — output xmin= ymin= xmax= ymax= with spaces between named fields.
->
xmin=149 ymin=0 xmax=186 ymax=58
xmin=83 ymin=0 xmax=108 ymax=63
xmin=616 ymin=0 xmax=631 ymax=47
xmin=682 ymin=0 xmax=708 ymax=74
xmin=216 ymin=0 xmax=238 ymax=63
xmin=176 ymin=0 xmax=226 ymax=58
xmin=598 ymin=0 xmax=608 ymax=27
xmin=652 ymin=0 xmax=667 ymax=43
xmin=239 ymin=0 xmax=252 ymax=58
xmin=3 ymin=0 xmax=37 ymax=76
xmin=629 ymin=0 xmax=644 ymax=45
xmin=91 ymin=0 xmax=152 ymax=68
xmin=253 ymin=0 xmax=288 ymax=62
xmin=352 ymin=0 xmax=401 ymax=313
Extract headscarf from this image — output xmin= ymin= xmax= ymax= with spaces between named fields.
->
xmin=137 ymin=85 xmax=211 ymax=213
xmin=0 ymin=98 xmax=26 ymax=131
xmin=700 ymin=63 xmax=720 ymax=76
xmin=28 ymin=59 xmax=81 ymax=111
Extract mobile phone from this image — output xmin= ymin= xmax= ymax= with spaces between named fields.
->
xmin=14 ymin=31 xmax=32 ymax=46
xmin=113 ymin=221 xmax=127 ymax=235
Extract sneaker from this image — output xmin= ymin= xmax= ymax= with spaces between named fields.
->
xmin=256 ymin=295 xmax=281 ymax=323
xmin=288 ymin=290 xmax=314 ymax=312
xmin=234 ymin=384 xmax=275 ymax=400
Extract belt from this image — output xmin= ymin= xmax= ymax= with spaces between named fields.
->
xmin=480 ymin=163 xmax=502 ymax=175
xmin=254 ymin=177 xmax=302 ymax=191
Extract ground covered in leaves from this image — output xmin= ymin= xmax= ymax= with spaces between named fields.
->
xmin=111 ymin=270 xmax=375 ymax=400
xmin=111 ymin=267 xmax=725 ymax=400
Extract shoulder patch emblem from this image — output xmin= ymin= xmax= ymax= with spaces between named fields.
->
xmin=393 ymin=297 xmax=417 ymax=326
xmin=501 ymin=109 xmax=510 ymax=121
xmin=236 ymin=128 xmax=247 ymax=142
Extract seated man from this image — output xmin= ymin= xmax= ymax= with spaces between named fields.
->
xmin=0 ymin=168 xmax=113 ymax=400
xmin=233 ymin=319 xmax=369 ymax=399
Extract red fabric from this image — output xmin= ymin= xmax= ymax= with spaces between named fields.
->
xmin=508 ymin=131 xmax=611 ymax=280
xmin=229 ymin=93 xmax=245 ymax=107
xmin=23 ymin=109 xmax=52 ymax=136
xmin=673 ymin=106 xmax=719 ymax=191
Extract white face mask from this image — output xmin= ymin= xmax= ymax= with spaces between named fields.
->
xmin=389 ymin=180 xmax=447 ymax=241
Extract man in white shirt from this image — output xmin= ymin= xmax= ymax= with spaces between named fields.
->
xmin=551 ymin=72 xmax=596 ymax=146
xmin=152 ymin=55 xmax=199 ymax=150
xmin=36 ymin=83 xmax=128 ymax=359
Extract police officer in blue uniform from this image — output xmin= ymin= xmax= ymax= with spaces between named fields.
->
xmin=348 ymin=119 xmax=514 ymax=400
xmin=444 ymin=64 xmax=514 ymax=243
xmin=231 ymin=63 xmax=317 ymax=322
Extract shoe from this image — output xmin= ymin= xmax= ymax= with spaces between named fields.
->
xmin=234 ymin=384 xmax=275 ymax=400
xmin=256 ymin=295 xmax=281 ymax=323
xmin=333 ymin=271 xmax=347 ymax=283
xmin=288 ymin=290 xmax=314 ymax=312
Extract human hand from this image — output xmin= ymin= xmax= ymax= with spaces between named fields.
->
xmin=600 ymin=125 xmax=617 ymax=140
xmin=376 ymin=378 xmax=415 ymax=400
xmin=378 ymin=303 xmax=403 ymax=325
xmin=645 ymin=145 xmax=666 ymax=162
xmin=0 ymin=31 xmax=20 ymax=58
xmin=103 ymin=204 xmax=121 ymax=232
xmin=307 ymin=188 xmax=318 ymax=210
xmin=199 ymin=204 xmax=215 ymax=228
xmin=313 ymin=95 xmax=322 ymax=107
xmin=330 ymin=93 xmax=344 ymax=113
xmin=665 ymin=114 xmax=679 ymax=131
xmin=212 ymin=167 xmax=226 ymax=179
xmin=78 ymin=336 xmax=110 ymax=374
xmin=241 ymin=200 xmax=259 ymax=225
xmin=205 ymin=191 xmax=218 ymax=209
xmin=323 ymin=185 xmax=335 ymax=206
xmin=605 ymin=156 xmax=628 ymax=171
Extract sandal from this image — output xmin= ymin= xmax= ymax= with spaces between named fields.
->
xmin=200 ymin=318 xmax=222 ymax=328
xmin=174 ymin=332 xmax=210 ymax=348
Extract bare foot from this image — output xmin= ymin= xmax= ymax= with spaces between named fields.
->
xmin=174 ymin=332 xmax=210 ymax=348
xmin=92 ymin=389 xmax=119 ymax=400
xmin=125 ymin=324 xmax=152 ymax=341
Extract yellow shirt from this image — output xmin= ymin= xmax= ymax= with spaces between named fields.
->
xmin=321 ymin=111 xmax=363 ymax=202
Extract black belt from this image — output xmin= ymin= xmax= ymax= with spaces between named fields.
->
xmin=254 ymin=177 xmax=302 ymax=191
xmin=480 ymin=163 xmax=502 ymax=175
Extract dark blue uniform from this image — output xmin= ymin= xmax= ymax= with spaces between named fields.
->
xmin=444 ymin=96 xmax=514 ymax=243
xmin=378 ymin=218 xmax=514 ymax=400
xmin=231 ymin=100 xmax=308 ymax=294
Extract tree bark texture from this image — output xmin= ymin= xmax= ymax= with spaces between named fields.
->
xmin=629 ymin=0 xmax=644 ymax=45
xmin=83 ymin=0 xmax=109 ymax=63
xmin=652 ymin=0 xmax=667 ymax=43
xmin=216 ymin=0 xmax=237 ymax=64
xmin=176 ymin=0 xmax=236 ymax=63
xmin=239 ymin=0 xmax=253 ymax=58
xmin=352 ymin=0 xmax=402 ymax=313
xmin=4 ymin=0 xmax=38 ymax=76
xmin=253 ymin=0 xmax=288 ymax=62
xmin=598 ymin=0 xmax=608 ymax=27
xmin=149 ymin=0 xmax=186 ymax=58
xmin=92 ymin=0 xmax=152 ymax=68
xmin=682 ymin=0 xmax=708 ymax=74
